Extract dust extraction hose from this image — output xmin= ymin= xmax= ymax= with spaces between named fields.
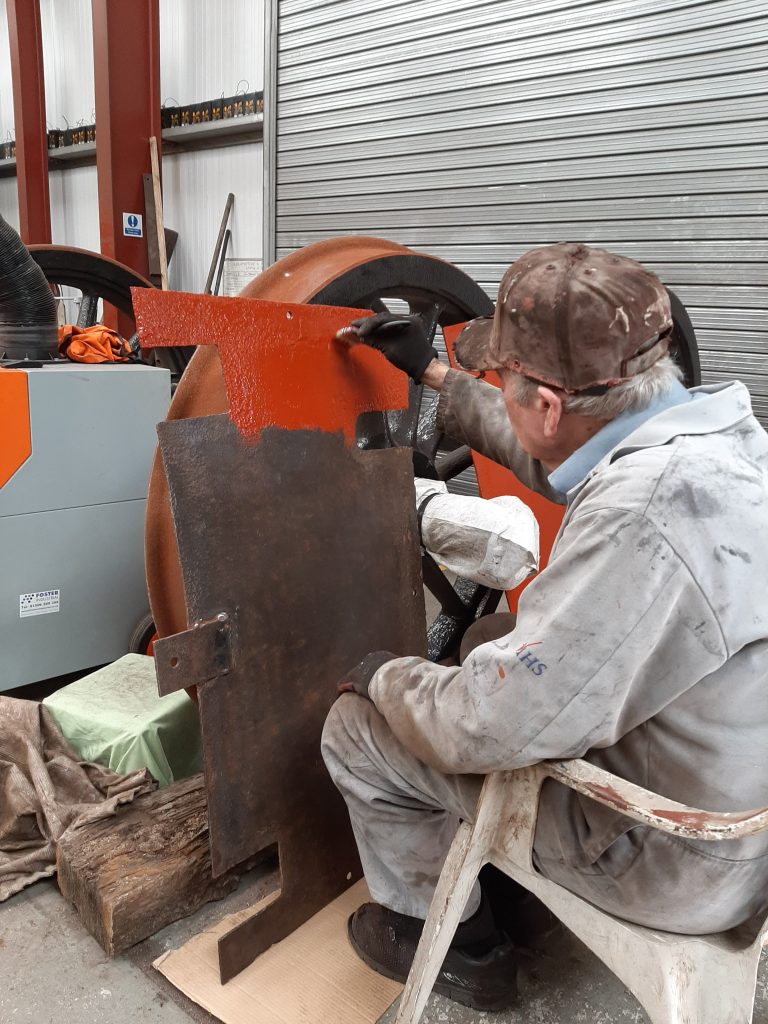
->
xmin=0 ymin=214 xmax=58 ymax=360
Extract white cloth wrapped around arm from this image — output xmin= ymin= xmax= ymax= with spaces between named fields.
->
xmin=415 ymin=478 xmax=539 ymax=590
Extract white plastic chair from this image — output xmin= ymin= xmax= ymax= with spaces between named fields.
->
xmin=395 ymin=760 xmax=768 ymax=1024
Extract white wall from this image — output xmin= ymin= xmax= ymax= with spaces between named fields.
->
xmin=160 ymin=0 xmax=264 ymax=101
xmin=0 ymin=0 xmax=18 ymax=227
xmin=0 ymin=0 xmax=265 ymax=294
xmin=0 ymin=1 xmax=12 ymax=138
xmin=40 ymin=0 xmax=95 ymax=131
xmin=0 ymin=0 xmax=96 ymax=236
xmin=49 ymin=164 xmax=99 ymax=251
xmin=163 ymin=144 xmax=263 ymax=293
xmin=159 ymin=0 xmax=264 ymax=292
xmin=0 ymin=178 xmax=19 ymax=229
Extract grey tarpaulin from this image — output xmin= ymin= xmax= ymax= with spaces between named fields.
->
xmin=0 ymin=696 xmax=155 ymax=902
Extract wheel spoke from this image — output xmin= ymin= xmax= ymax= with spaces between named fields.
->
xmin=28 ymin=246 xmax=195 ymax=378
xmin=413 ymin=399 xmax=442 ymax=463
xmin=416 ymin=300 xmax=443 ymax=347
xmin=409 ymin=382 xmax=424 ymax=447
xmin=369 ymin=296 xmax=391 ymax=315
xmin=385 ymin=381 xmax=422 ymax=448
xmin=435 ymin=445 xmax=473 ymax=481
xmin=77 ymin=294 xmax=100 ymax=328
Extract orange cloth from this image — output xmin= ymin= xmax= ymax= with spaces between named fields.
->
xmin=58 ymin=324 xmax=133 ymax=363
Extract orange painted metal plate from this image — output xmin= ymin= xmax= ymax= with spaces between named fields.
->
xmin=443 ymin=323 xmax=565 ymax=611
xmin=133 ymin=290 xmax=408 ymax=444
xmin=0 ymin=370 xmax=31 ymax=488
xmin=146 ymin=236 xmax=412 ymax=431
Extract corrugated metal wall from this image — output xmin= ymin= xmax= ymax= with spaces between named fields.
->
xmin=273 ymin=0 xmax=768 ymax=425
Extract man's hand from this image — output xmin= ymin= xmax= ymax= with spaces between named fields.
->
xmin=336 ymin=313 xmax=438 ymax=382
xmin=337 ymin=651 xmax=396 ymax=699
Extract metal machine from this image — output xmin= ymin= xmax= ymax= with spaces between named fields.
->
xmin=0 ymin=216 xmax=171 ymax=692
xmin=0 ymin=363 xmax=170 ymax=691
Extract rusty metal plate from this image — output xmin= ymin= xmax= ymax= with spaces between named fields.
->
xmin=157 ymin=414 xmax=426 ymax=981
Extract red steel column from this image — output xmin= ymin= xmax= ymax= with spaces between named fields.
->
xmin=92 ymin=0 xmax=161 ymax=280
xmin=7 ymin=0 xmax=51 ymax=244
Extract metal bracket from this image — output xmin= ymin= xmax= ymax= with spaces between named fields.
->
xmin=154 ymin=612 xmax=234 ymax=696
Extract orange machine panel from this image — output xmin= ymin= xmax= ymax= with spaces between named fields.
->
xmin=0 ymin=369 xmax=31 ymax=488
xmin=443 ymin=323 xmax=565 ymax=611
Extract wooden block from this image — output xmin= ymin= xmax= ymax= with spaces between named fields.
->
xmin=56 ymin=774 xmax=243 ymax=955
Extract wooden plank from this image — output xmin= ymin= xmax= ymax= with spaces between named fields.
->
xmin=149 ymin=135 xmax=168 ymax=290
xmin=56 ymin=774 xmax=246 ymax=955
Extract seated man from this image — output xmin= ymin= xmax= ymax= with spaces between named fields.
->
xmin=322 ymin=243 xmax=768 ymax=1012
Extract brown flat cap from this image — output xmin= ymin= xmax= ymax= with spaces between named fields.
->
xmin=454 ymin=243 xmax=673 ymax=392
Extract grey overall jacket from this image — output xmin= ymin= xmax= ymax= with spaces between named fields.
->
xmin=369 ymin=370 xmax=768 ymax=932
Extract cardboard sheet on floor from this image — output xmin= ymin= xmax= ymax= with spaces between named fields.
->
xmin=153 ymin=880 xmax=401 ymax=1024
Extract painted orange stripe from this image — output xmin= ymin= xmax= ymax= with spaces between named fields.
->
xmin=0 ymin=369 xmax=32 ymax=488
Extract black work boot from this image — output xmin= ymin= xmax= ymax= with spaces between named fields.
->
xmin=347 ymin=895 xmax=518 ymax=1011
xmin=479 ymin=864 xmax=561 ymax=950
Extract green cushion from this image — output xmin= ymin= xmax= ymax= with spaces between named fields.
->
xmin=44 ymin=654 xmax=201 ymax=788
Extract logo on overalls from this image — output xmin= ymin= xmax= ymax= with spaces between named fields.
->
xmin=516 ymin=642 xmax=547 ymax=676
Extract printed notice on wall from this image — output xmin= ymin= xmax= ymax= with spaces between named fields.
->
xmin=222 ymin=258 xmax=263 ymax=297
xmin=20 ymin=590 xmax=60 ymax=618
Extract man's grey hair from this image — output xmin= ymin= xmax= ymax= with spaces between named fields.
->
xmin=508 ymin=355 xmax=684 ymax=420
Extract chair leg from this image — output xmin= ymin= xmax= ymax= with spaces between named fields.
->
xmin=394 ymin=820 xmax=486 ymax=1024
xmin=631 ymin=942 xmax=761 ymax=1024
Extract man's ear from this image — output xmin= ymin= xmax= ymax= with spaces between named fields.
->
xmin=536 ymin=385 xmax=564 ymax=437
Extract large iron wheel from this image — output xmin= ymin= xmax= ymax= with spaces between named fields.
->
xmin=667 ymin=289 xmax=701 ymax=387
xmin=27 ymin=245 xmax=193 ymax=375
xmin=146 ymin=237 xmax=496 ymax=664
xmin=28 ymin=244 xmax=152 ymax=329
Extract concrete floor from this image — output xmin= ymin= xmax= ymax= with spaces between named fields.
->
xmin=2 ymin=867 xmax=767 ymax=1024
xmin=5 ymin=602 xmax=767 ymax=1023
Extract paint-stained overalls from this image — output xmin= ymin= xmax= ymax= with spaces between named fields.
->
xmin=322 ymin=373 xmax=768 ymax=933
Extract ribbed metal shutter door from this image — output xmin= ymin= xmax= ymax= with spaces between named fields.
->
xmin=274 ymin=0 xmax=768 ymax=425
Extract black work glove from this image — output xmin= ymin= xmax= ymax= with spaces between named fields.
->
xmin=338 ymin=313 xmax=438 ymax=382
xmin=337 ymin=651 xmax=396 ymax=700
